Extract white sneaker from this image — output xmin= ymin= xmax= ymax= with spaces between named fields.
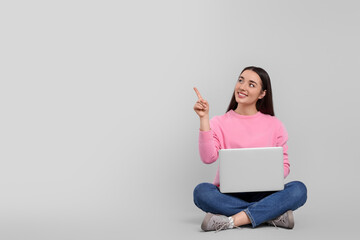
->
xmin=201 ymin=213 xmax=234 ymax=232
xmin=267 ymin=210 xmax=295 ymax=229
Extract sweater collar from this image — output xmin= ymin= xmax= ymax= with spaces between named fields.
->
xmin=228 ymin=110 xmax=262 ymax=119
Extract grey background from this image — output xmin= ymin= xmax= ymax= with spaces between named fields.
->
xmin=1 ymin=0 xmax=359 ymax=239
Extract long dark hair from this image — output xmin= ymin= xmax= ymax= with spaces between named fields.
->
xmin=226 ymin=66 xmax=275 ymax=116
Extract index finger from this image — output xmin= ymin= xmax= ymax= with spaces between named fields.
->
xmin=193 ymin=87 xmax=203 ymax=100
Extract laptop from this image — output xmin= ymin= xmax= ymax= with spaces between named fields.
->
xmin=219 ymin=147 xmax=284 ymax=193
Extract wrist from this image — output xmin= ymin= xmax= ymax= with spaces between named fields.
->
xmin=199 ymin=115 xmax=210 ymax=131
xmin=199 ymin=114 xmax=209 ymax=120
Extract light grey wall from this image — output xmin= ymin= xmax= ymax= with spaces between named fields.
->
xmin=1 ymin=0 xmax=359 ymax=239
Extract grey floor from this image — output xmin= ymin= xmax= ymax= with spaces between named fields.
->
xmin=0 ymin=203 xmax=358 ymax=240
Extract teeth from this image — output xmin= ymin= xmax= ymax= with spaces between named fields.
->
xmin=239 ymin=92 xmax=247 ymax=97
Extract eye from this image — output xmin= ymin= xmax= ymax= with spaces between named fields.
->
xmin=250 ymin=84 xmax=255 ymax=88
xmin=238 ymin=79 xmax=243 ymax=83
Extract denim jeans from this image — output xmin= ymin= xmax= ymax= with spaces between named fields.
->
xmin=193 ymin=181 xmax=307 ymax=227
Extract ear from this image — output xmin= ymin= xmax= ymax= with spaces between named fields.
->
xmin=258 ymin=90 xmax=266 ymax=99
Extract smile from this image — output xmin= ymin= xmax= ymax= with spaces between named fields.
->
xmin=238 ymin=92 xmax=248 ymax=98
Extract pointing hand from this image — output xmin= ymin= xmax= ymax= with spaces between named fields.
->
xmin=193 ymin=87 xmax=209 ymax=118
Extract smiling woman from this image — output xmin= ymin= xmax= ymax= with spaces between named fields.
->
xmin=192 ymin=66 xmax=307 ymax=232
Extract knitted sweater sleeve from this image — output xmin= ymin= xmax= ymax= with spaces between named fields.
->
xmin=276 ymin=121 xmax=290 ymax=178
xmin=198 ymin=118 xmax=222 ymax=164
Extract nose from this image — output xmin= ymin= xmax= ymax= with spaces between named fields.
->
xmin=238 ymin=82 xmax=247 ymax=91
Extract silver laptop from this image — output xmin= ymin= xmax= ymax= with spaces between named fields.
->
xmin=219 ymin=147 xmax=284 ymax=193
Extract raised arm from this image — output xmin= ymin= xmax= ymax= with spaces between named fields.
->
xmin=193 ymin=87 xmax=220 ymax=164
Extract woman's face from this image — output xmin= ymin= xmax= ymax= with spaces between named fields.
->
xmin=234 ymin=70 xmax=266 ymax=106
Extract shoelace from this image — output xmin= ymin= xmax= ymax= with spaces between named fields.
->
xmin=270 ymin=214 xmax=287 ymax=230
xmin=213 ymin=218 xmax=240 ymax=233
xmin=214 ymin=222 xmax=231 ymax=233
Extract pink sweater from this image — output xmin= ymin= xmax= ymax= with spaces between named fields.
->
xmin=199 ymin=110 xmax=290 ymax=187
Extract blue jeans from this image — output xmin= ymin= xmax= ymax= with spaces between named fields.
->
xmin=193 ymin=181 xmax=307 ymax=227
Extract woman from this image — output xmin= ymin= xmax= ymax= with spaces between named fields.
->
xmin=193 ymin=66 xmax=307 ymax=232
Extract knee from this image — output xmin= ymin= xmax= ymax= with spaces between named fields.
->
xmin=286 ymin=181 xmax=308 ymax=206
xmin=193 ymin=183 xmax=215 ymax=206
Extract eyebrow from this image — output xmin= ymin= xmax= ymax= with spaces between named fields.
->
xmin=249 ymin=80 xmax=258 ymax=85
xmin=239 ymin=76 xmax=258 ymax=85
